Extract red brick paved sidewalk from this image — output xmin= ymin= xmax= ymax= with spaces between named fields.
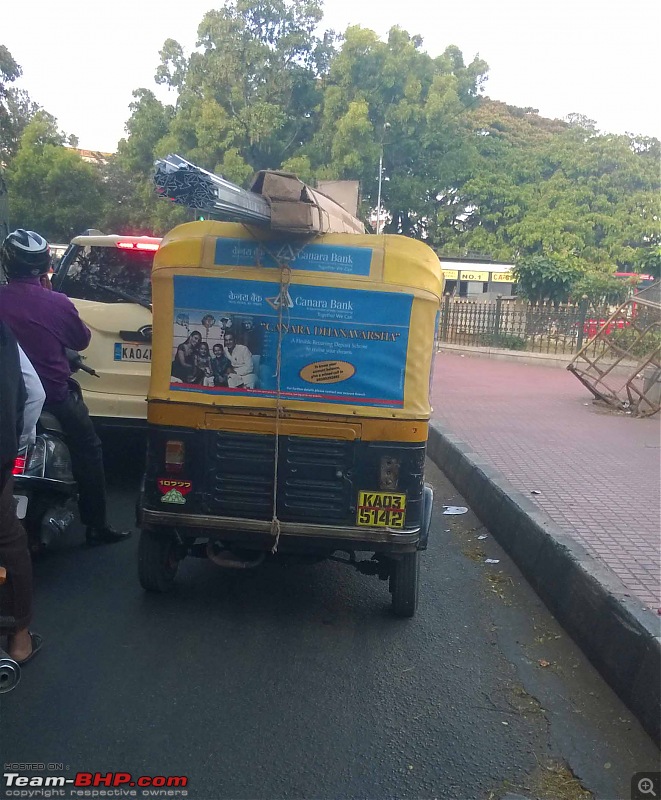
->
xmin=431 ymin=352 xmax=661 ymax=609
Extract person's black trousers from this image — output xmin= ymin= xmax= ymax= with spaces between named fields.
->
xmin=44 ymin=389 xmax=106 ymax=529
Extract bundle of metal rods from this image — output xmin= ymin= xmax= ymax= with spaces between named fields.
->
xmin=154 ymin=153 xmax=271 ymax=225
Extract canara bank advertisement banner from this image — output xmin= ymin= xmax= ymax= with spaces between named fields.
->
xmin=214 ymin=238 xmax=373 ymax=276
xmin=170 ymin=276 xmax=413 ymax=407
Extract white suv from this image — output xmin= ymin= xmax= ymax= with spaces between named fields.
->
xmin=53 ymin=232 xmax=161 ymax=428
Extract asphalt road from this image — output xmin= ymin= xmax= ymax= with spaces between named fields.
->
xmin=0 ymin=435 xmax=657 ymax=800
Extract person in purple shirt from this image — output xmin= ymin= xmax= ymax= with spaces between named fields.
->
xmin=0 ymin=229 xmax=130 ymax=545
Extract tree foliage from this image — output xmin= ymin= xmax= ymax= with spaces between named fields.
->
xmin=570 ymin=271 xmax=632 ymax=306
xmin=637 ymin=245 xmax=661 ymax=279
xmin=6 ymin=113 xmax=107 ymax=241
xmin=1 ymin=45 xmax=42 ymax=237
xmin=1 ymin=44 xmax=41 ymax=162
xmin=512 ymin=255 xmax=582 ymax=305
xmin=301 ymin=26 xmax=488 ymax=237
xmin=154 ymin=0 xmax=334 ymax=172
xmin=101 ymin=89 xmax=188 ymax=235
xmin=2 ymin=13 xmax=659 ymax=266
xmin=434 ymin=100 xmax=660 ymax=272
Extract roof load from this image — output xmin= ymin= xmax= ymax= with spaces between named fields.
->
xmin=154 ymin=154 xmax=365 ymax=236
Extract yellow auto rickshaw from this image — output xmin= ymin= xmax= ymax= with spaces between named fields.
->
xmin=138 ymin=221 xmax=442 ymax=616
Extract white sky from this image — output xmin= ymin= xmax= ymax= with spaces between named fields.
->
xmin=3 ymin=0 xmax=660 ymax=152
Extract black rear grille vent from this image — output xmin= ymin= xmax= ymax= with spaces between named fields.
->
xmin=204 ymin=432 xmax=353 ymax=522
xmin=280 ymin=438 xmax=352 ymax=521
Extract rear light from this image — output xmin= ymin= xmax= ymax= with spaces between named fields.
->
xmin=12 ymin=440 xmax=47 ymax=478
xmin=379 ymin=456 xmax=400 ymax=491
xmin=26 ymin=438 xmax=46 ymax=477
xmin=116 ymin=240 xmax=160 ymax=252
xmin=12 ymin=454 xmax=27 ymax=475
xmin=165 ymin=440 xmax=185 ymax=473
xmin=43 ymin=437 xmax=74 ymax=482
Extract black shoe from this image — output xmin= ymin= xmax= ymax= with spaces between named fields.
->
xmin=86 ymin=526 xmax=132 ymax=546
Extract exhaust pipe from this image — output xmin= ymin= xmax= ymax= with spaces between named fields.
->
xmin=39 ymin=509 xmax=75 ymax=548
xmin=206 ymin=542 xmax=266 ymax=570
xmin=0 ymin=649 xmax=21 ymax=693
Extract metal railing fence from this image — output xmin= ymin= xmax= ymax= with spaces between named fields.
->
xmin=436 ymin=296 xmax=615 ymax=356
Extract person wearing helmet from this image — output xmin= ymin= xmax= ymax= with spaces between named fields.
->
xmin=0 ymin=229 xmax=131 ymax=545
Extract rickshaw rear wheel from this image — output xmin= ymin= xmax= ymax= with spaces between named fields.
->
xmin=390 ymin=552 xmax=420 ymax=617
xmin=138 ymin=528 xmax=181 ymax=592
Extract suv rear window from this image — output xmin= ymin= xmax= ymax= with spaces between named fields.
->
xmin=58 ymin=245 xmax=153 ymax=306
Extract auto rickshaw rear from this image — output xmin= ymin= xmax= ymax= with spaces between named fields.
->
xmin=138 ymin=221 xmax=442 ymax=616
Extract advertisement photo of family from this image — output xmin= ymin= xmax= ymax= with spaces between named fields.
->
xmin=170 ymin=312 xmax=263 ymax=390
xmin=170 ymin=276 xmax=414 ymax=406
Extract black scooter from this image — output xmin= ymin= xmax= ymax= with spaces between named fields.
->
xmin=12 ymin=351 xmax=98 ymax=552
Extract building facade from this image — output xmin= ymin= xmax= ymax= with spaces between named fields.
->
xmin=440 ymin=257 xmax=516 ymax=300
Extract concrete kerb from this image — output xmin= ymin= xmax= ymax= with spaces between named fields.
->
xmin=437 ymin=343 xmax=574 ymax=369
xmin=427 ymin=420 xmax=661 ymax=745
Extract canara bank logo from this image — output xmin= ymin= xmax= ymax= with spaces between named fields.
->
xmin=265 ymin=287 xmax=294 ymax=311
xmin=274 ymin=243 xmax=299 ymax=263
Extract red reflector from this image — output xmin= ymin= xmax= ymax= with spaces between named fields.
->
xmin=165 ymin=440 xmax=185 ymax=473
xmin=12 ymin=455 xmax=27 ymax=475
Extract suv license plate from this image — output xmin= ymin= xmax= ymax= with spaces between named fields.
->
xmin=13 ymin=495 xmax=28 ymax=519
xmin=356 ymin=491 xmax=406 ymax=528
xmin=114 ymin=343 xmax=152 ymax=362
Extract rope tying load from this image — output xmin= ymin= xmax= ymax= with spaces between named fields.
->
xmin=250 ymin=234 xmax=310 ymax=553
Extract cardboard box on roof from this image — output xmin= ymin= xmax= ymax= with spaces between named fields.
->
xmin=316 ymin=180 xmax=360 ymax=217
xmin=250 ymin=170 xmax=365 ymax=235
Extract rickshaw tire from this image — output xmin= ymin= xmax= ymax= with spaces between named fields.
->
xmin=138 ymin=528 xmax=180 ymax=593
xmin=390 ymin=551 xmax=420 ymax=618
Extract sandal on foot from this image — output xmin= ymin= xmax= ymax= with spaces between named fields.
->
xmin=16 ymin=632 xmax=43 ymax=665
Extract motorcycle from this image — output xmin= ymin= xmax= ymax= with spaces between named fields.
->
xmin=12 ymin=351 xmax=98 ymax=553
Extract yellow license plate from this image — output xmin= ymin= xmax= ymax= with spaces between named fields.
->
xmin=356 ymin=491 xmax=407 ymax=528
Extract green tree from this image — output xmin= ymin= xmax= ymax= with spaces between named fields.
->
xmin=434 ymin=99 xmax=661 ymax=272
xmin=432 ymin=100 xmax=569 ymax=258
xmin=123 ymin=18 xmax=487 ymax=236
xmin=104 ymin=4 xmax=659 ymax=263
xmin=6 ymin=113 xmax=107 ymax=241
xmin=512 ymin=255 xmax=582 ymax=305
xmin=101 ymin=89 xmax=187 ymax=234
xmin=1 ymin=45 xmax=40 ymax=162
xmin=154 ymin=0 xmax=334 ymax=172
xmin=1 ymin=45 xmax=42 ymax=237
xmin=101 ymin=0 xmax=335 ymax=233
xmin=570 ymin=271 xmax=632 ymax=305
xmin=305 ymin=26 xmax=488 ymax=235
xmin=637 ymin=245 xmax=661 ymax=279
